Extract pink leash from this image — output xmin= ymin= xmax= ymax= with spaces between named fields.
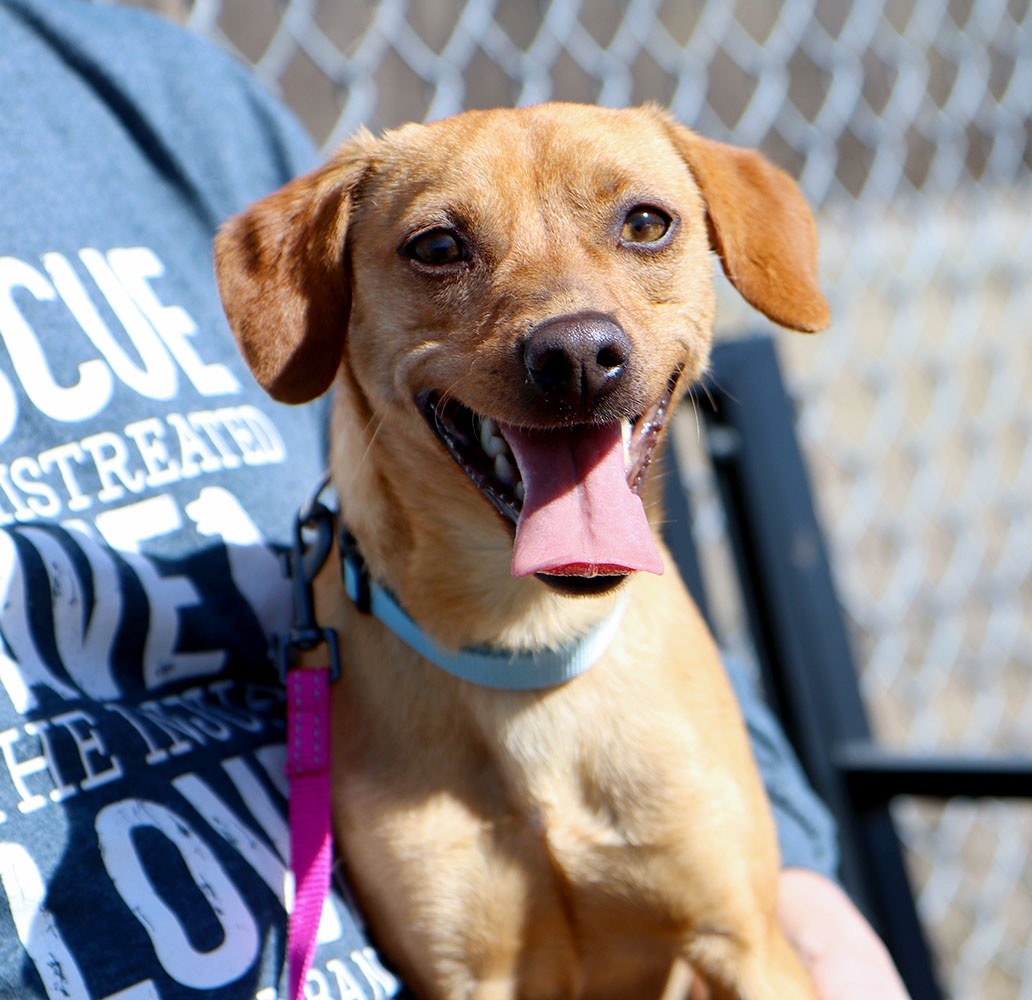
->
xmin=285 ymin=666 xmax=334 ymax=999
xmin=279 ymin=481 xmax=340 ymax=999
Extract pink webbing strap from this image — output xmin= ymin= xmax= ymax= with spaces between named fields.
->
xmin=285 ymin=666 xmax=333 ymax=1000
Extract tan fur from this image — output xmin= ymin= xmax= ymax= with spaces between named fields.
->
xmin=216 ymin=103 xmax=829 ymax=1000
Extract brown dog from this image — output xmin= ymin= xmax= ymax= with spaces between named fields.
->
xmin=215 ymin=103 xmax=829 ymax=1000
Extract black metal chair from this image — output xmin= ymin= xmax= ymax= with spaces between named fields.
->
xmin=661 ymin=334 xmax=1032 ymax=1000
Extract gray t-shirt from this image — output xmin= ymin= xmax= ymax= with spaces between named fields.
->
xmin=0 ymin=1 xmax=399 ymax=996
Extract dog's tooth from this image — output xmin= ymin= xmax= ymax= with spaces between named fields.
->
xmin=485 ymin=430 xmax=509 ymax=459
xmin=623 ymin=420 xmax=633 ymax=468
xmin=494 ymin=453 xmax=517 ymax=486
xmin=480 ymin=418 xmax=507 ymax=458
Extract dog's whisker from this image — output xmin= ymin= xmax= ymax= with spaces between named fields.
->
xmin=347 ymin=409 xmax=387 ymax=475
xmin=684 ymin=387 xmax=706 ymax=444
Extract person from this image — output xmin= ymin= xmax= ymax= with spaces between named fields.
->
xmin=0 ymin=1 xmax=907 ymax=997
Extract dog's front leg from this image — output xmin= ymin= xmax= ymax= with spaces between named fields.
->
xmin=683 ymin=917 xmax=815 ymax=1000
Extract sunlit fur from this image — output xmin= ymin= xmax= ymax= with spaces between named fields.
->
xmin=216 ymin=103 xmax=828 ymax=1000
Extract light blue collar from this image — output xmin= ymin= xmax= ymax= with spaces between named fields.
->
xmin=340 ymin=532 xmax=626 ymax=691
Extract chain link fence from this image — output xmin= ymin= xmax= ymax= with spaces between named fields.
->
xmin=122 ymin=1 xmax=1032 ymax=995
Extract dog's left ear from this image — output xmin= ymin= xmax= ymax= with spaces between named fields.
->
xmin=661 ymin=116 xmax=831 ymax=333
xmin=214 ymin=133 xmax=375 ymax=403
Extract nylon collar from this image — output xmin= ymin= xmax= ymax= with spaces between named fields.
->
xmin=339 ymin=528 xmax=625 ymax=691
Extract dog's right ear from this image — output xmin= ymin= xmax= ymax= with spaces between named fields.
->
xmin=214 ymin=134 xmax=375 ymax=403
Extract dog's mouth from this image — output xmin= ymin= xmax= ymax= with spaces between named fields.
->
xmin=418 ymin=372 xmax=678 ymax=591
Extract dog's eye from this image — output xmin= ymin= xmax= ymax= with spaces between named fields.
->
xmin=620 ymin=207 xmax=671 ymax=246
xmin=405 ymin=228 xmax=468 ymax=266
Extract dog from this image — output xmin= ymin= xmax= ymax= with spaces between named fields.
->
xmin=215 ymin=102 xmax=829 ymax=1000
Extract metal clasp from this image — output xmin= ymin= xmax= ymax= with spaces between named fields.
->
xmin=275 ymin=476 xmax=341 ymax=682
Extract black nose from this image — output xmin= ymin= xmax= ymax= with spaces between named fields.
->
xmin=522 ymin=312 xmax=631 ymax=411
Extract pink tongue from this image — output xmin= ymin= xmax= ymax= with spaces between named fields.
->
xmin=500 ymin=422 xmax=664 ymax=579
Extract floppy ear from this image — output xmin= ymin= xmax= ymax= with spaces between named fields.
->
xmin=661 ymin=117 xmax=830 ymax=333
xmin=214 ymin=134 xmax=375 ymax=403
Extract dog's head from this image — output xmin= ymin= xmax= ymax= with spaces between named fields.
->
xmin=216 ymin=104 xmax=827 ymax=606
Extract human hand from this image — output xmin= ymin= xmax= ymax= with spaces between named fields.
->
xmin=776 ymin=867 xmax=911 ymax=999
xmin=686 ymin=867 xmax=910 ymax=999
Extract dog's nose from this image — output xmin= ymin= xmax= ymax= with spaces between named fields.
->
xmin=522 ymin=313 xmax=631 ymax=410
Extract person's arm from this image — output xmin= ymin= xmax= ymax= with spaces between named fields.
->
xmin=723 ymin=655 xmax=840 ymax=877
xmin=724 ymin=656 xmax=910 ymax=999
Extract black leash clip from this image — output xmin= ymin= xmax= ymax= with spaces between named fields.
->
xmin=275 ymin=475 xmax=341 ymax=682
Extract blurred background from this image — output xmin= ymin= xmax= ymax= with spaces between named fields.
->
xmin=118 ymin=1 xmax=1031 ymax=996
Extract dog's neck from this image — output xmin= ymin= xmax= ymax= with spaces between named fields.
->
xmin=337 ymin=526 xmax=627 ymax=690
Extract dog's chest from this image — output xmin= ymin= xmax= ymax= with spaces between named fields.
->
xmin=478 ymin=683 xmax=702 ymax=899
xmin=451 ymin=692 xmax=702 ymax=993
